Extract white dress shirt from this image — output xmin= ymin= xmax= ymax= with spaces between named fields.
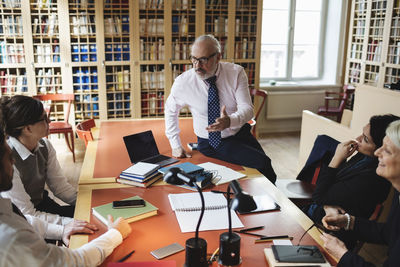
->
xmin=165 ymin=62 xmax=254 ymax=149
xmin=0 ymin=197 xmax=122 ymax=267
xmin=1 ymin=137 xmax=77 ymax=226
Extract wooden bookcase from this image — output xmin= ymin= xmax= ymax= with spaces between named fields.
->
xmin=0 ymin=0 xmax=263 ymax=124
xmin=345 ymin=0 xmax=400 ymax=89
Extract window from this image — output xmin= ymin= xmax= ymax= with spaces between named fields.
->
xmin=260 ymin=0 xmax=326 ymax=81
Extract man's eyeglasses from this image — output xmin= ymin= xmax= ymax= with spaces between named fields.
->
xmin=189 ymin=52 xmax=217 ymax=65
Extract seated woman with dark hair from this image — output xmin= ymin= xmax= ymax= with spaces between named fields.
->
xmin=0 ymin=95 xmax=82 ymax=227
xmin=321 ymin=119 xmax=400 ymax=266
xmin=305 ymin=114 xmax=399 ymax=225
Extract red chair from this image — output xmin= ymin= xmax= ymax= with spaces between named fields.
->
xmin=33 ymin=94 xmax=75 ymax=162
xmin=318 ymin=85 xmax=355 ymax=122
xmin=76 ymin=119 xmax=95 ymax=147
xmin=248 ymin=88 xmax=268 ymax=138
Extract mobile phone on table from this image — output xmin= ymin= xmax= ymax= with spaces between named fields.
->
xmin=150 ymin=243 xmax=184 ymax=259
xmin=112 ymin=199 xmax=145 ymax=208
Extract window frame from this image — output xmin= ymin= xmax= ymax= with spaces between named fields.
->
xmin=260 ymin=0 xmax=328 ymax=82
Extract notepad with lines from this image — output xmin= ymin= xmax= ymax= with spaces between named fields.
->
xmin=168 ymin=192 xmax=244 ymax=233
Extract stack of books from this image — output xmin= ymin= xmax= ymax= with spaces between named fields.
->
xmin=117 ymin=162 xmax=162 ymax=188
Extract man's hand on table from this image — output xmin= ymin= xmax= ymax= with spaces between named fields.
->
xmin=172 ymin=146 xmax=192 ymax=158
xmin=62 ymin=219 xmax=99 ymax=246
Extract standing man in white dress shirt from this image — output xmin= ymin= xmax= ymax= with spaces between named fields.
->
xmin=165 ymin=35 xmax=277 ymax=183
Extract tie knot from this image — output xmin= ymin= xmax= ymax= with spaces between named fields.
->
xmin=206 ymin=76 xmax=217 ymax=86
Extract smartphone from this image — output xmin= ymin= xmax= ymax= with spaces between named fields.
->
xmin=112 ymin=199 xmax=145 ymax=209
xmin=150 ymin=242 xmax=184 ymax=259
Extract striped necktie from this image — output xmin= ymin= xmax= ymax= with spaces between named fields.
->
xmin=206 ymin=75 xmax=221 ymax=148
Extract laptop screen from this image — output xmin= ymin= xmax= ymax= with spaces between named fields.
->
xmin=123 ymin=130 xmax=160 ymax=163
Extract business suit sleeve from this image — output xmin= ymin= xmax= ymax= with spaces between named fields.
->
xmin=312 ymin=165 xmax=389 ymax=217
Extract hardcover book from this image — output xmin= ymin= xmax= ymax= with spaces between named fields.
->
xmin=92 ymin=196 xmax=158 ymax=225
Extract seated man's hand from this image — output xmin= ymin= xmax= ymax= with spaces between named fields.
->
xmin=107 ymin=215 xmax=132 ymax=239
xmin=206 ymin=106 xmax=230 ymax=132
xmin=172 ymin=146 xmax=192 ymax=158
xmin=320 ymin=232 xmax=348 ymax=260
xmin=62 ymin=219 xmax=99 ymax=246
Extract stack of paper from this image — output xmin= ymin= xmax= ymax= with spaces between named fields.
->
xmin=197 ymin=162 xmax=246 ymax=185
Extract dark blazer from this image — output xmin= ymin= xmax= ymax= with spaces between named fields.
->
xmin=339 ymin=191 xmax=400 ymax=267
xmin=309 ymin=153 xmax=391 ymax=223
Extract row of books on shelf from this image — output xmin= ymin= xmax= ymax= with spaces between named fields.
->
xmin=349 ymin=63 xmax=361 ymax=83
xmin=140 ymin=39 xmax=165 ymax=60
xmin=104 ymin=15 xmax=129 ymax=36
xmin=350 ymin=43 xmax=363 ymax=59
xmin=171 ymin=0 xmax=190 ymax=10
xmin=0 ymin=71 xmax=27 ymax=94
xmin=141 ymin=69 xmax=165 ymax=89
xmin=354 ymin=20 xmax=366 ymax=36
xmin=367 ymin=40 xmax=382 ymax=61
xmin=243 ymin=63 xmax=255 ymax=85
xmin=370 ymin=18 xmax=385 ymax=36
xmin=0 ymin=42 xmax=24 ymax=64
xmin=371 ymin=0 xmax=387 ymax=10
xmin=391 ymin=17 xmax=400 ymax=37
xmin=172 ymin=64 xmax=192 ymax=80
xmin=140 ymin=0 xmax=164 ymax=9
xmin=141 ymin=91 xmax=164 ymax=115
xmin=73 ymin=69 xmax=98 ymax=91
xmin=71 ymin=44 xmax=97 ymax=62
xmin=70 ymin=14 xmax=95 ymax=35
xmin=355 ymin=0 xmax=366 ymax=13
xmin=105 ymin=43 xmax=130 ymax=61
xmin=172 ymin=16 xmax=190 ymax=35
xmin=2 ymin=0 xmax=21 ymax=8
xmin=32 ymin=14 xmax=58 ymax=36
xmin=34 ymin=43 xmax=60 ymax=63
xmin=206 ymin=17 xmax=228 ymax=36
xmin=106 ymin=70 xmax=130 ymax=91
xmin=385 ymin=67 xmax=400 ymax=83
xmin=36 ymin=68 xmax=61 ymax=93
xmin=0 ymin=16 xmax=23 ymax=36
xmin=69 ymin=0 xmax=94 ymax=9
xmin=234 ymin=38 xmax=256 ymax=59
xmin=140 ymin=18 xmax=164 ymax=36
xmin=171 ymin=42 xmax=192 ymax=60
xmin=33 ymin=0 xmax=56 ymax=9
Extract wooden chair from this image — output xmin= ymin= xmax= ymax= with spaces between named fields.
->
xmin=33 ymin=94 xmax=75 ymax=162
xmin=249 ymin=88 xmax=268 ymax=138
xmin=76 ymin=119 xmax=95 ymax=147
xmin=317 ymin=85 xmax=355 ymax=122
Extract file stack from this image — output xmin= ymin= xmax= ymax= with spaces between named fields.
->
xmin=117 ymin=162 xmax=162 ymax=188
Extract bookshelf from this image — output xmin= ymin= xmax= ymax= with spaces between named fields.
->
xmin=345 ymin=0 xmax=400 ymax=89
xmin=0 ymin=0 xmax=263 ymax=124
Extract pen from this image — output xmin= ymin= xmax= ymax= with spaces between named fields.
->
xmin=255 ymin=236 xmax=293 ymax=243
xmin=211 ymin=190 xmax=233 ymax=195
xmin=239 ymin=226 xmax=264 ymax=232
xmin=233 ymin=231 xmax=267 ymax=238
xmin=117 ymin=249 xmax=135 ymax=262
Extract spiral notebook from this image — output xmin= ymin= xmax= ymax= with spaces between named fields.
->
xmin=168 ymin=192 xmax=244 ymax=233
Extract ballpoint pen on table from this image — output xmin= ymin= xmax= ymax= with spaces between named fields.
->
xmin=117 ymin=249 xmax=135 ymax=262
xmin=254 ymin=235 xmax=293 ymax=243
xmin=238 ymin=226 xmax=264 ymax=232
xmin=233 ymin=231 xmax=267 ymax=238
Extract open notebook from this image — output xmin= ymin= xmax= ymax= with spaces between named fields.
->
xmin=168 ymin=192 xmax=244 ymax=233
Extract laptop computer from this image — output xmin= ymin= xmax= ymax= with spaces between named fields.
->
xmin=123 ymin=130 xmax=179 ymax=167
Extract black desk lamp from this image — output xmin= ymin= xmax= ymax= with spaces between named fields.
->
xmin=164 ymin=167 xmax=208 ymax=267
xmin=217 ymin=180 xmax=257 ymax=266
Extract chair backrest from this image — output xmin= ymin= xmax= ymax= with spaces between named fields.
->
xmin=250 ymin=88 xmax=267 ymax=122
xmin=337 ymin=85 xmax=355 ymax=112
xmin=33 ymin=94 xmax=74 ymax=124
xmin=76 ymin=119 xmax=95 ymax=147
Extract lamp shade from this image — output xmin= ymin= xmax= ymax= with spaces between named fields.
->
xmin=229 ymin=180 xmax=257 ymax=213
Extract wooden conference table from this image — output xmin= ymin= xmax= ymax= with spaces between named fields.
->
xmin=71 ymin=119 xmax=336 ymax=266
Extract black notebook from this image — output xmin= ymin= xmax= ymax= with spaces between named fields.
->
xmin=271 ymin=245 xmax=326 ymax=263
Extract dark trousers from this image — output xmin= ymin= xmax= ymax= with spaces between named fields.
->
xmin=197 ymin=123 xmax=277 ymax=184
xmin=35 ymin=190 xmax=75 ymax=218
